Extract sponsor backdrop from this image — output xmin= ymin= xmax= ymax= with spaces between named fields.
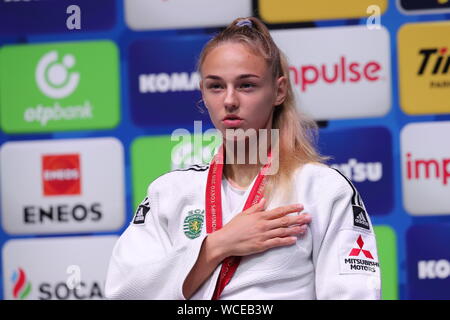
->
xmin=0 ymin=0 xmax=449 ymax=300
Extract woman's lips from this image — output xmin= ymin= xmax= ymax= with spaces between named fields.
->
xmin=222 ymin=119 xmax=243 ymax=127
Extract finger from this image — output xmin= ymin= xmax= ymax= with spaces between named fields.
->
xmin=264 ymin=204 xmax=304 ymax=220
xmin=262 ymin=237 xmax=297 ymax=250
xmin=262 ymin=225 xmax=308 ymax=240
xmin=242 ymin=198 xmax=266 ymax=215
xmin=266 ymin=213 xmax=311 ymax=230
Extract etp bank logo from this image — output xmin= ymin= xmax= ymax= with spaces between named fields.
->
xmin=129 ymin=36 xmax=213 ymax=128
xmin=0 ymin=41 xmax=120 ymax=133
xmin=319 ymin=127 xmax=393 ymax=215
xmin=407 ymin=224 xmax=450 ymax=299
xmin=0 ymin=0 xmax=116 ymax=35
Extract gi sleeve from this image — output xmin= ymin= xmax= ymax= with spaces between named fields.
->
xmin=104 ymin=184 xmax=208 ymax=300
xmin=312 ymin=170 xmax=381 ymax=300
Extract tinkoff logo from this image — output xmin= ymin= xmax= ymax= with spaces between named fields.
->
xmin=11 ymin=268 xmax=32 ymax=300
xmin=417 ymin=47 xmax=450 ymax=88
xmin=398 ymin=23 xmax=450 ymax=114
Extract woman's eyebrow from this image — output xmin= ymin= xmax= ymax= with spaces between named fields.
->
xmin=204 ymin=74 xmax=261 ymax=80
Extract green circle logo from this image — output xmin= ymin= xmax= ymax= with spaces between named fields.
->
xmin=183 ymin=209 xmax=204 ymax=239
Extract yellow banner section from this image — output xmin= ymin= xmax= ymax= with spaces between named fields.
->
xmin=259 ymin=0 xmax=387 ymax=23
xmin=398 ymin=22 xmax=450 ymax=115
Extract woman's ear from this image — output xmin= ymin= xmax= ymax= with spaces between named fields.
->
xmin=274 ymin=76 xmax=287 ymax=106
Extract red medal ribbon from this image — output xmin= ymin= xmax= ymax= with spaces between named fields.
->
xmin=205 ymin=145 xmax=272 ymax=300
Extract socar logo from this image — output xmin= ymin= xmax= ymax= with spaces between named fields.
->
xmin=11 ymin=268 xmax=32 ymax=300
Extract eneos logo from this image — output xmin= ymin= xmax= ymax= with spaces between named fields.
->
xmin=42 ymin=154 xmax=81 ymax=196
xmin=272 ymin=26 xmax=391 ymax=120
xmin=398 ymin=22 xmax=450 ymax=114
xmin=36 ymin=51 xmax=79 ymax=99
xmin=1 ymin=138 xmax=125 ymax=234
xmin=11 ymin=268 xmax=32 ymax=300
xmin=0 ymin=41 xmax=120 ymax=133
xmin=401 ymin=122 xmax=450 ymax=215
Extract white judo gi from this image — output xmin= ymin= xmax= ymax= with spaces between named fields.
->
xmin=105 ymin=162 xmax=381 ymax=300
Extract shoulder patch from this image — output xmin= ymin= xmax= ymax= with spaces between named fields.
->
xmin=173 ymin=164 xmax=209 ymax=173
xmin=332 ymin=168 xmax=371 ymax=231
xmin=353 ymin=205 xmax=370 ymax=230
xmin=133 ymin=197 xmax=150 ymax=225
xmin=338 ymin=229 xmax=380 ymax=277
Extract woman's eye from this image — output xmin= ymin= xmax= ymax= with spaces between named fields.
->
xmin=208 ymin=84 xmax=222 ymax=90
xmin=240 ymin=83 xmax=255 ymax=89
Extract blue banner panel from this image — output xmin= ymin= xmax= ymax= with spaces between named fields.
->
xmin=319 ymin=126 xmax=393 ymax=216
xmin=129 ymin=36 xmax=213 ymax=128
xmin=407 ymin=224 xmax=450 ymax=299
xmin=0 ymin=0 xmax=116 ymax=35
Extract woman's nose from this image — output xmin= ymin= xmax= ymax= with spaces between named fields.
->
xmin=224 ymin=87 xmax=239 ymax=111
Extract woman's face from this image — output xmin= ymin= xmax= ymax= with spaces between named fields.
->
xmin=200 ymin=42 xmax=286 ymax=139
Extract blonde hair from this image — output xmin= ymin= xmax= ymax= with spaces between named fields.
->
xmin=197 ymin=17 xmax=329 ymax=201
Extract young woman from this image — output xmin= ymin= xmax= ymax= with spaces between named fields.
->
xmin=105 ymin=17 xmax=381 ymax=300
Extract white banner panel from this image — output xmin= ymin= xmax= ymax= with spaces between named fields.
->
xmin=125 ymin=0 xmax=252 ymax=30
xmin=271 ymin=26 xmax=391 ymax=120
xmin=1 ymin=137 xmax=125 ymax=234
xmin=2 ymin=236 xmax=118 ymax=300
xmin=401 ymin=121 xmax=450 ymax=215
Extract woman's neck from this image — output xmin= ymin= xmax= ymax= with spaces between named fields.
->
xmin=222 ymin=138 xmax=270 ymax=190
xmin=223 ymin=163 xmax=262 ymax=190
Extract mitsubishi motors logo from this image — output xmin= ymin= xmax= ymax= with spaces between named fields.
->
xmin=340 ymin=230 xmax=379 ymax=275
xmin=349 ymin=235 xmax=374 ymax=259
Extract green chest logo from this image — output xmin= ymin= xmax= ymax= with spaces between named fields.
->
xmin=183 ymin=209 xmax=204 ymax=239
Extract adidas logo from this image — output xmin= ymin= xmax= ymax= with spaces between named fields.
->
xmin=133 ymin=197 xmax=150 ymax=224
xmin=135 ymin=208 xmax=145 ymax=222
xmin=355 ymin=211 xmax=369 ymax=227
